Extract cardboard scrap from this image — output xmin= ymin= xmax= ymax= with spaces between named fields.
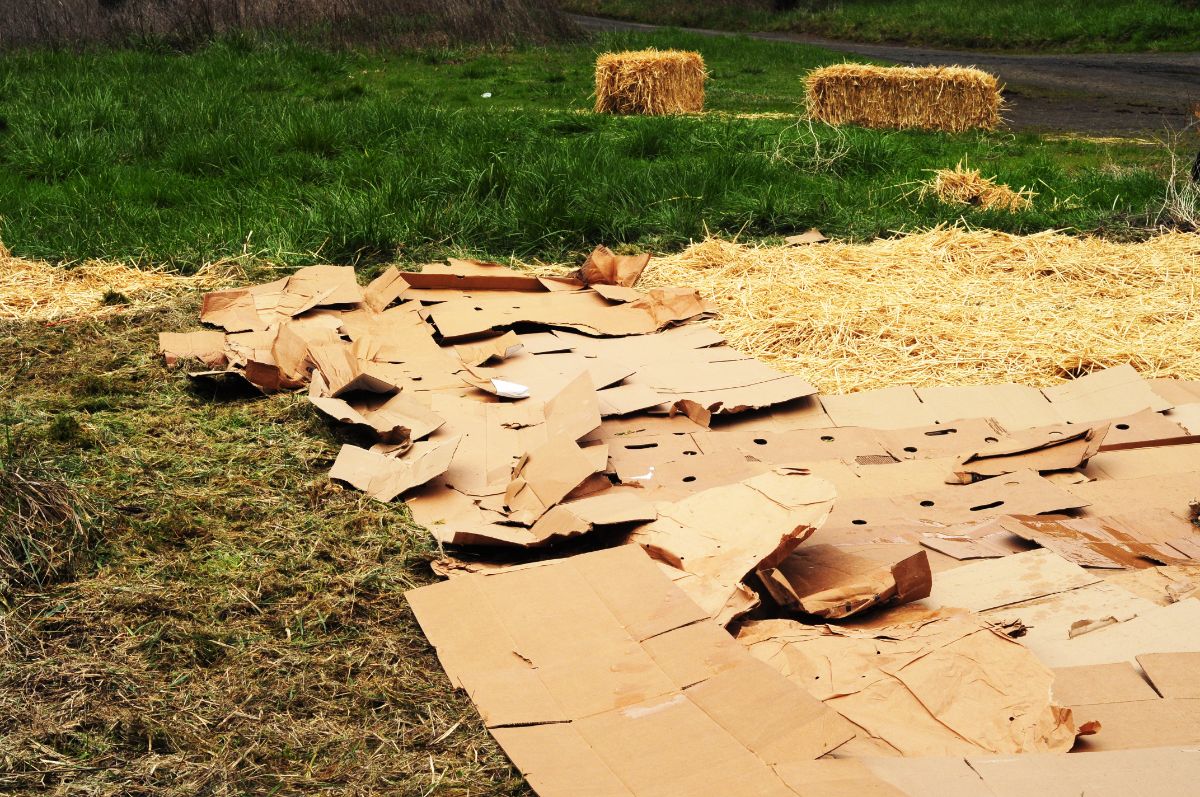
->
xmin=628 ymin=469 xmax=836 ymax=623
xmin=576 ymin=244 xmax=651 ymax=287
xmin=330 ymin=437 xmax=460 ymax=502
xmin=1138 ymin=652 xmax=1200 ymax=698
xmin=948 ymin=423 xmax=1108 ymax=484
xmin=738 ymin=613 xmax=1078 ymax=756
xmin=759 ymin=544 xmax=932 ymax=619
xmin=928 ymin=548 xmax=1100 ymax=613
xmin=1041 ymin=364 xmax=1172 ymax=423
xmin=406 ymin=545 xmax=855 ymax=796
xmin=784 ymin=229 xmax=829 ymax=246
xmin=158 ymin=330 xmax=228 ymax=368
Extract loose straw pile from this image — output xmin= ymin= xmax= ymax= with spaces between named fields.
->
xmin=0 ymin=244 xmax=215 ymax=322
xmin=924 ymin=162 xmax=1035 ymax=212
xmin=594 ymin=49 xmax=706 ymax=115
xmin=806 ymin=63 xmax=1002 ymax=132
xmin=639 ymin=229 xmax=1200 ymax=393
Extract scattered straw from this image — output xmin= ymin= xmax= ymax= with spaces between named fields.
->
xmin=806 ymin=63 xmax=1002 ymax=133
xmin=639 ymin=228 xmax=1200 ymax=393
xmin=0 ymin=244 xmax=217 ymax=322
xmin=923 ymin=162 xmax=1035 ymax=212
xmin=594 ymin=49 xmax=706 ymax=115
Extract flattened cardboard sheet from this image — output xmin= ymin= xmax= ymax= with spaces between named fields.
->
xmin=948 ymin=423 xmax=1107 ymax=484
xmin=158 ymin=330 xmax=228 ymax=368
xmin=1050 ymin=662 xmax=1160 ymax=706
xmin=928 ymin=548 xmax=1100 ymax=613
xmin=330 ymin=437 xmax=460 ymax=502
xmin=1137 ymin=652 xmax=1200 ymax=698
xmin=1041 ymin=364 xmax=1172 ymax=423
xmin=820 ymin=387 xmax=936 ymax=430
xmin=915 ymin=383 xmax=1060 ymax=430
xmin=406 ymin=545 xmax=855 ymax=797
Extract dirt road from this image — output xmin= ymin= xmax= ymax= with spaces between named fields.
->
xmin=571 ymin=14 xmax=1200 ymax=135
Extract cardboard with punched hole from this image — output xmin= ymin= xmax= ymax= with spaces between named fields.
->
xmin=406 ymin=545 xmax=855 ymax=797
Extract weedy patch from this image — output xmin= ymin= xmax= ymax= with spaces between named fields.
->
xmin=0 ymin=305 xmax=526 ymax=795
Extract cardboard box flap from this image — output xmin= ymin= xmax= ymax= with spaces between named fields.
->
xmin=596 ymin=384 xmax=666 ymax=417
xmin=577 ymin=244 xmax=651 ymax=288
xmin=916 ymin=383 xmax=1060 ymax=430
xmin=329 ymin=437 xmax=460 ymax=502
xmin=158 ymin=330 xmax=228 ymax=368
xmin=504 ymin=437 xmax=600 ymax=526
xmin=949 ymin=423 xmax=1108 ymax=483
xmin=928 ymin=548 xmax=1100 ymax=613
xmin=1042 ymin=364 xmax=1172 ymax=423
xmin=1137 ymin=652 xmax=1200 ymax=698
xmin=309 ymin=391 xmax=444 ymax=445
xmin=361 ymin=266 xmax=409 ymax=312
xmin=628 ymin=470 xmax=836 ymax=622
xmin=821 ymin=387 xmax=937 ymax=430
xmin=759 ymin=545 xmax=932 ymax=619
xmin=1099 ymin=408 xmax=1194 ymax=449
xmin=1051 ymin=662 xmax=1160 ymax=706
xmin=455 ymin=331 xmax=524 ymax=367
xmin=965 ymin=745 xmax=1200 ymax=797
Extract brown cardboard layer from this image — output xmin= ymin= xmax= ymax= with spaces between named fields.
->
xmin=406 ymin=545 xmax=855 ymax=796
xmin=739 ymin=613 xmax=1077 ymax=756
xmin=948 ymin=423 xmax=1107 ymax=484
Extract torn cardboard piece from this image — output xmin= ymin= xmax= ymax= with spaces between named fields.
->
xmin=628 ymin=469 xmax=836 ymax=623
xmin=330 ymin=437 xmax=460 ymax=502
xmin=784 ymin=229 xmax=828 ymax=246
xmin=759 ymin=545 xmax=932 ymax=619
xmin=406 ymin=545 xmax=855 ymax=796
xmin=158 ymin=330 xmax=228 ymax=368
xmin=504 ymin=437 xmax=601 ymax=525
xmin=309 ymin=390 xmax=444 ymax=445
xmin=948 ymin=423 xmax=1108 ymax=484
xmin=576 ymin=244 xmax=651 ymax=287
xmin=996 ymin=514 xmax=1183 ymax=569
xmin=738 ymin=613 xmax=1078 ymax=756
xmin=454 ymin=331 xmax=524 ymax=367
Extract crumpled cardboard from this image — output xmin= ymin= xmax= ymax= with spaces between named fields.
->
xmin=329 ymin=437 xmax=460 ymax=502
xmin=406 ymin=545 xmax=855 ymax=796
xmin=575 ymin=243 xmax=651 ymax=287
xmin=309 ymin=389 xmax=444 ymax=446
xmin=759 ymin=544 xmax=932 ymax=619
xmin=627 ymin=469 xmax=837 ymax=623
xmin=738 ymin=613 xmax=1078 ymax=757
xmin=948 ymin=423 xmax=1108 ymax=484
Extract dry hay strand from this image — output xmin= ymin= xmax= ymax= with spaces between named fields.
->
xmin=923 ymin=162 xmax=1035 ymax=212
xmin=805 ymin=63 xmax=1002 ymax=133
xmin=594 ymin=49 xmax=706 ymax=115
xmin=0 ymin=461 xmax=94 ymax=596
xmin=639 ymin=228 xmax=1200 ymax=394
xmin=0 ymin=243 xmax=217 ymax=322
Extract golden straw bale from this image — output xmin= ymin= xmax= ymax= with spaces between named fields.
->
xmin=924 ymin=162 xmax=1035 ymax=212
xmin=594 ymin=49 xmax=706 ymax=115
xmin=0 ymin=244 xmax=218 ymax=322
xmin=636 ymin=228 xmax=1200 ymax=393
xmin=806 ymin=63 xmax=1003 ymax=132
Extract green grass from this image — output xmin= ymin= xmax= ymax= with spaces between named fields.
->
xmin=561 ymin=0 xmax=1200 ymax=53
xmin=0 ymin=30 xmax=1172 ymax=272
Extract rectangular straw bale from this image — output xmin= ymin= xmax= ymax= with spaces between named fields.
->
xmin=806 ymin=63 xmax=1002 ymax=133
xmin=594 ymin=49 xmax=706 ymax=115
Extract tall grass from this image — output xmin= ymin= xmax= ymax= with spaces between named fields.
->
xmin=0 ymin=35 xmax=1169 ymax=269
xmin=3 ymin=0 xmax=577 ymax=50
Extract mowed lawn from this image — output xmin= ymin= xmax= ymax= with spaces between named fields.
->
xmin=0 ymin=28 xmax=1171 ymax=271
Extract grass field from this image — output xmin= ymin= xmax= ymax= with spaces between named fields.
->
xmin=0 ymin=29 xmax=1173 ymax=271
xmin=0 ymin=24 xmax=1191 ymax=796
xmin=559 ymin=0 xmax=1200 ymax=53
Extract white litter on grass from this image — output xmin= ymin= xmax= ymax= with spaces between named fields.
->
xmin=481 ymin=92 xmax=493 ymax=98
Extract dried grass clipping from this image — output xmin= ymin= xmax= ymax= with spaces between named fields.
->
xmin=924 ymin=162 xmax=1035 ymax=212
xmin=0 ymin=243 xmax=215 ymax=322
xmin=639 ymin=228 xmax=1200 ymax=393
xmin=806 ymin=63 xmax=1002 ymax=133
xmin=595 ymin=49 xmax=706 ymax=115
